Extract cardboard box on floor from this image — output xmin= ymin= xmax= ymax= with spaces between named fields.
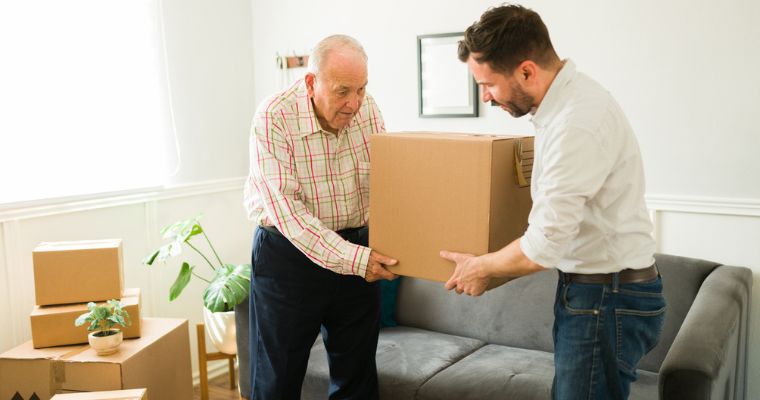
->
xmin=0 ymin=318 xmax=191 ymax=400
xmin=50 ymin=388 xmax=147 ymax=399
xmin=33 ymin=239 xmax=124 ymax=306
xmin=369 ymin=132 xmax=534 ymax=289
xmin=31 ymin=288 xmax=142 ymax=349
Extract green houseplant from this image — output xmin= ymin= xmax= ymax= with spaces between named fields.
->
xmin=75 ymin=299 xmax=131 ymax=355
xmin=142 ymin=215 xmax=251 ymax=313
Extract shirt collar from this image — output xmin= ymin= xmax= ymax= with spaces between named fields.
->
xmin=531 ymin=59 xmax=576 ymax=129
xmin=294 ymin=79 xmax=325 ymax=136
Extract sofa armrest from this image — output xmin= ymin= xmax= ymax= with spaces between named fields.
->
xmin=659 ymin=265 xmax=752 ymax=400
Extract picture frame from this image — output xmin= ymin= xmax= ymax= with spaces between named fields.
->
xmin=417 ymin=32 xmax=479 ymax=118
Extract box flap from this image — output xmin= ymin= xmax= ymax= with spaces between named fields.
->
xmin=51 ymin=388 xmax=147 ymax=399
xmin=379 ymin=131 xmax=528 ymax=142
xmin=34 ymin=239 xmax=122 ymax=252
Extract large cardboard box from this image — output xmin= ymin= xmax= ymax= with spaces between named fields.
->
xmin=51 ymin=388 xmax=147 ymax=399
xmin=370 ymin=132 xmax=534 ymax=286
xmin=33 ymin=239 xmax=124 ymax=306
xmin=0 ymin=318 xmax=192 ymax=400
xmin=31 ymin=288 xmax=142 ymax=349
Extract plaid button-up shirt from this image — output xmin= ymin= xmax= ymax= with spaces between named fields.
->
xmin=244 ymin=79 xmax=385 ymax=277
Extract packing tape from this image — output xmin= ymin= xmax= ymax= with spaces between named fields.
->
xmin=514 ymin=138 xmax=533 ymax=187
xmin=48 ymin=344 xmax=91 ymax=394
xmin=51 ymin=360 xmax=65 ymax=393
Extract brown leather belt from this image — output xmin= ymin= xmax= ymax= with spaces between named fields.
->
xmin=260 ymin=225 xmax=367 ymax=239
xmin=563 ymin=264 xmax=658 ymax=285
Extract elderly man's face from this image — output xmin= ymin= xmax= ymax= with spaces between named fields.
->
xmin=306 ymin=51 xmax=368 ymax=134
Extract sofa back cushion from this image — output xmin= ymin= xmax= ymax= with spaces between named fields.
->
xmin=395 ymin=253 xmax=718 ymax=372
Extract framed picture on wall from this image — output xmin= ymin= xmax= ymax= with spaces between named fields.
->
xmin=417 ymin=32 xmax=479 ymax=118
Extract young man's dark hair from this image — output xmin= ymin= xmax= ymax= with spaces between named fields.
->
xmin=458 ymin=4 xmax=559 ymax=73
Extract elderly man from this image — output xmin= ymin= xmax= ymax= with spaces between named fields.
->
xmin=243 ymin=34 xmax=397 ymax=399
xmin=440 ymin=5 xmax=665 ymax=400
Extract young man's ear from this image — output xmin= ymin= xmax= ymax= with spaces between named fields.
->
xmin=304 ymin=72 xmax=316 ymax=97
xmin=516 ymin=60 xmax=538 ymax=82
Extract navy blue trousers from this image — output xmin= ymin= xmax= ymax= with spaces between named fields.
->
xmin=248 ymin=226 xmax=380 ymax=400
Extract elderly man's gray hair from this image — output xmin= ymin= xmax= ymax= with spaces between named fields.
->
xmin=308 ymin=34 xmax=368 ymax=74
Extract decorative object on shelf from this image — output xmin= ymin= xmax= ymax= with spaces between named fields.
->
xmin=74 ymin=299 xmax=131 ymax=356
xmin=143 ymin=215 xmax=251 ymax=354
xmin=417 ymin=32 xmax=479 ymax=118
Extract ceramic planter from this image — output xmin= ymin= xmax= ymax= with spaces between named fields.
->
xmin=203 ymin=307 xmax=237 ymax=355
xmin=88 ymin=329 xmax=123 ymax=355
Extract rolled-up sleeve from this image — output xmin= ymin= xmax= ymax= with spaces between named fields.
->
xmin=520 ymin=127 xmax=612 ymax=268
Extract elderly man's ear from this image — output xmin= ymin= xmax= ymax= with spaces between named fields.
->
xmin=304 ymin=72 xmax=316 ymax=97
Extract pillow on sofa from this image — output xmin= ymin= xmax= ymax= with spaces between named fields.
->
xmin=379 ymin=278 xmax=401 ymax=328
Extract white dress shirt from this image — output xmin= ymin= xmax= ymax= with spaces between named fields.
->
xmin=520 ymin=60 xmax=656 ymax=274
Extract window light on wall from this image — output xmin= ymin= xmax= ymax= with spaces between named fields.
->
xmin=0 ymin=0 xmax=178 ymax=207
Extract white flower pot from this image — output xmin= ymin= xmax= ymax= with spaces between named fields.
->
xmin=203 ymin=307 xmax=237 ymax=355
xmin=88 ymin=329 xmax=123 ymax=356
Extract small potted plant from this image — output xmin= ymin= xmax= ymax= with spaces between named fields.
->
xmin=143 ymin=215 xmax=251 ymax=354
xmin=75 ymin=299 xmax=131 ymax=355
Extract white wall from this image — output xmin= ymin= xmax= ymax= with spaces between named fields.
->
xmin=250 ymin=0 xmax=760 ymax=395
xmin=251 ymin=0 xmax=760 ymax=199
xmin=0 ymin=0 xmax=256 ymax=385
xmin=161 ymin=0 xmax=254 ymax=185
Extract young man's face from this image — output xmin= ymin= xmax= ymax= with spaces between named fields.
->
xmin=467 ymin=56 xmax=534 ymax=118
xmin=306 ymin=51 xmax=368 ymax=134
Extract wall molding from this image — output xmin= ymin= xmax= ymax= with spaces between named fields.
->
xmin=646 ymin=194 xmax=760 ymax=217
xmin=0 ymin=177 xmax=246 ymax=223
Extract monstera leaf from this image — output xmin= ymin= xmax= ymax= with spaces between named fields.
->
xmin=143 ymin=215 xmax=251 ymax=312
xmin=203 ymin=263 xmax=252 ymax=312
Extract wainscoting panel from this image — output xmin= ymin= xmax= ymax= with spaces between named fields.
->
xmin=0 ymin=178 xmax=254 ymax=385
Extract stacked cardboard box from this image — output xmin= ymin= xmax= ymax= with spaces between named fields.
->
xmin=31 ymin=288 xmax=142 ymax=348
xmin=0 ymin=239 xmax=193 ymax=400
xmin=369 ymin=132 xmax=534 ymax=289
xmin=50 ymin=388 xmax=147 ymax=399
xmin=0 ymin=318 xmax=191 ymax=400
xmin=28 ymin=239 xmax=141 ymax=348
xmin=33 ymin=240 xmax=124 ymax=306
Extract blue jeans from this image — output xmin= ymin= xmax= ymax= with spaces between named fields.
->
xmin=552 ymin=271 xmax=666 ymax=400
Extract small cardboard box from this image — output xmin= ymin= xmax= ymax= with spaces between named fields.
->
xmin=50 ymin=388 xmax=147 ymax=399
xmin=0 ymin=318 xmax=192 ymax=400
xmin=31 ymin=288 xmax=142 ymax=349
xmin=369 ymin=132 xmax=534 ymax=287
xmin=33 ymin=239 xmax=124 ymax=306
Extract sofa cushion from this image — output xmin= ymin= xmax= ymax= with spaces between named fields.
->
xmin=396 ymin=269 xmax=557 ymax=354
xmin=301 ymin=327 xmax=485 ymax=400
xmin=417 ymin=343 xmax=659 ymax=400
xmin=417 ymin=344 xmax=554 ymax=400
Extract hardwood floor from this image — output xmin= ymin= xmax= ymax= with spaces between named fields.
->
xmin=193 ymin=370 xmax=244 ymax=400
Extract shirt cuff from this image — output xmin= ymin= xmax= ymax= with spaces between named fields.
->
xmin=343 ymin=243 xmax=371 ymax=278
xmin=520 ymin=226 xmax=565 ymax=269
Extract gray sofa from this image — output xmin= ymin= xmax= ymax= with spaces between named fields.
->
xmin=237 ymin=253 xmax=752 ymax=399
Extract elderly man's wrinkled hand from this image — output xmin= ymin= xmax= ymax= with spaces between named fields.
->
xmin=365 ymin=250 xmax=398 ymax=282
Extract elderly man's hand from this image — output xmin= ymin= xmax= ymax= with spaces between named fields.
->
xmin=365 ymin=250 xmax=398 ymax=282
xmin=441 ymin=250 xmax=490 ymax=296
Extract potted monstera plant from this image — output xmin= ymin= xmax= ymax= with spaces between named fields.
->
xmin=143 ymin=215 xmax=250 ymax=354
xmin=75 ymin=299 xmax=131 ymax=355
